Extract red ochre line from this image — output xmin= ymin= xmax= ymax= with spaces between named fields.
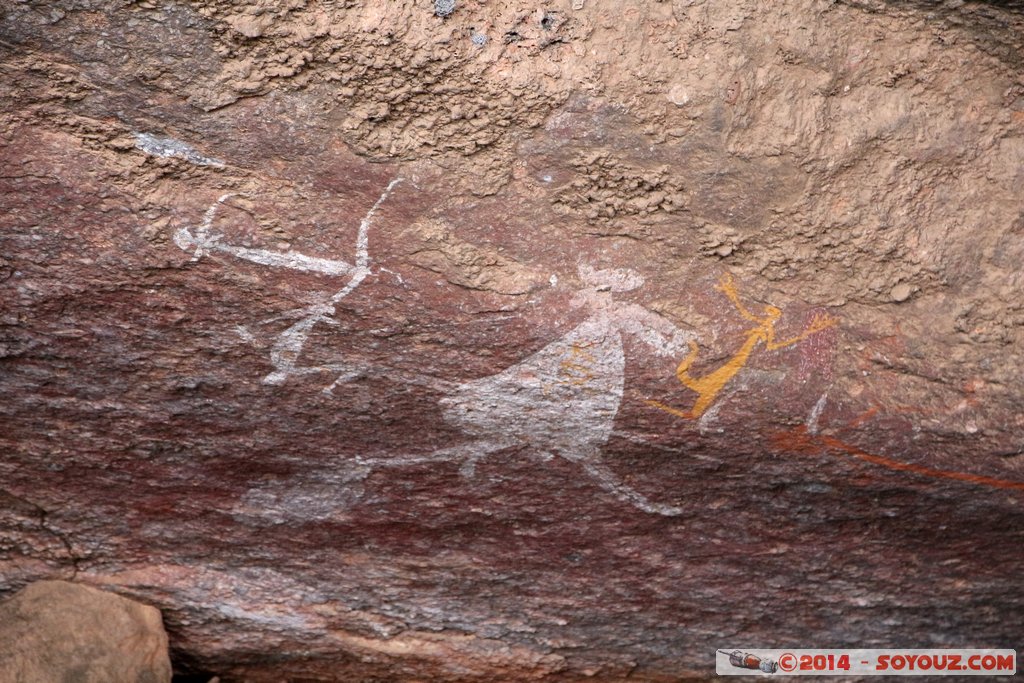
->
xmin=774 ymin=426 xmax=1024 ymax=492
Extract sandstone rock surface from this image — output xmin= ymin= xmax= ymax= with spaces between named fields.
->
xmin=0 ymin=580 xmax=172 ymax=683
xmin=2 ymin=0 xmax=1023 ymax=680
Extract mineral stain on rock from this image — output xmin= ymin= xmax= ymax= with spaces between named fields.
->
xmin=133 ymin=132 xmax=224 ymax=168
xmin=434 ymin=0 xmax=456 ymax=18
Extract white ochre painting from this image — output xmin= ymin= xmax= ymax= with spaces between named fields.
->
xmin=356 ymin=265 xmax=695 ymax=516
xmin=173 ymin=180 xmax=403 ymax=391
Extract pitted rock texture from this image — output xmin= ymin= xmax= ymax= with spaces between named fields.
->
xmin=2 ymin=0 xmax=1023 ymax=680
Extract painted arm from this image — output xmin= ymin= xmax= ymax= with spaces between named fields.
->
xmin=172 ymin=178 xmax=403 ymax=278
xmin=763 ymin=313 xmax=838 ymax=351
xmin=215 ymin=243 xmax=356 ymax=276
xmin=716 ymin=273 xmax=763 ymax=324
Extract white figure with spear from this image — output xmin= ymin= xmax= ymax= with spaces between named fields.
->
xmin=173 ymin=179 xmax=403 ymax=390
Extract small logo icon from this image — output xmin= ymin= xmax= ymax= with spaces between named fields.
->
xmin=720 ymin=649 xmax=779 ymax=674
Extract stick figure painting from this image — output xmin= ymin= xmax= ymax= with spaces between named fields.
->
xmin=647 ymin=273 xmax=838 ymax=420
xmin=173 ymin=179 xmax=403 ymax=391
xmin=356 ymin=265 xmax=695 ymax=516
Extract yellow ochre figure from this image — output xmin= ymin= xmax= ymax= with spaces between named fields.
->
xmin=648 ymin=273 xmax=837 ymax=419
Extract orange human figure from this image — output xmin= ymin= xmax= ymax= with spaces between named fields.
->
xmin=648 ymin=273 xmax=837 ymax=419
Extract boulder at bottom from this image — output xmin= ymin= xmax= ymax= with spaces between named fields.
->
xmin=0 ymin=580 xmax=172 ymax=683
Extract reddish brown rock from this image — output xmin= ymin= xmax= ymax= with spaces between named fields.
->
xmin=1 ymin=0 xmax=1023 ymax=680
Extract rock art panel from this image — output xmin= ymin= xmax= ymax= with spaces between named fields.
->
xmin=3 ymin=0 xmax=1024 ymax=680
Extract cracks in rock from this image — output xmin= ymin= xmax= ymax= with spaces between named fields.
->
xmin=0 ymin=173 xmax=62 ymax=183
xmin=40 ymin=511 xmax=81 ymax=581
xmin=1 ymin=488 xmax=82 ymax=580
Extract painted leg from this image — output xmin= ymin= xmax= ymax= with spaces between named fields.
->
xmin=689 ymin=391 xmax=717 ymax=419
xmin=262 ymin=312 xmax=333 ymax=385
xmin=644 ymin=399 xmax=693 ymax=420
xmin=459 ymin=439 xmax=517 ymax=478
xmin=565 ymin=450 xmax=685 ymax=516
xmin=354 ymin=440 xmax=504 ymax=478
xmin=644 ymin=340 xmax=701 ymax=418
xmin=675 ymin=340 xmax=701 ymax=386
xmin=320 ymin=365 xmax=364 ymax=395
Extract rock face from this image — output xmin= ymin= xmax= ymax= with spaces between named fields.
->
xmin=0 ymin=580 xmax=172 ymax=683
xmin=1 ymin=0 xmax=1023 ymax=680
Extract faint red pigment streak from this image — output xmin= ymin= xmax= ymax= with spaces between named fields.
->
xmin=773 ymin=426 xmax=1024 ymax=492
xmin=847 ymin=406 xmax=879 ymax=428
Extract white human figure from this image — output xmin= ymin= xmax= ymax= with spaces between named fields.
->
xmin=173 ymin=179 xmax=403 ymax=390
xmin=357 ymin=265 xmax=695 ymax=516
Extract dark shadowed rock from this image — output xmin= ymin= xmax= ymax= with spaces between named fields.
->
xmin=0 ymin=580 xmax=172 ymax=683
